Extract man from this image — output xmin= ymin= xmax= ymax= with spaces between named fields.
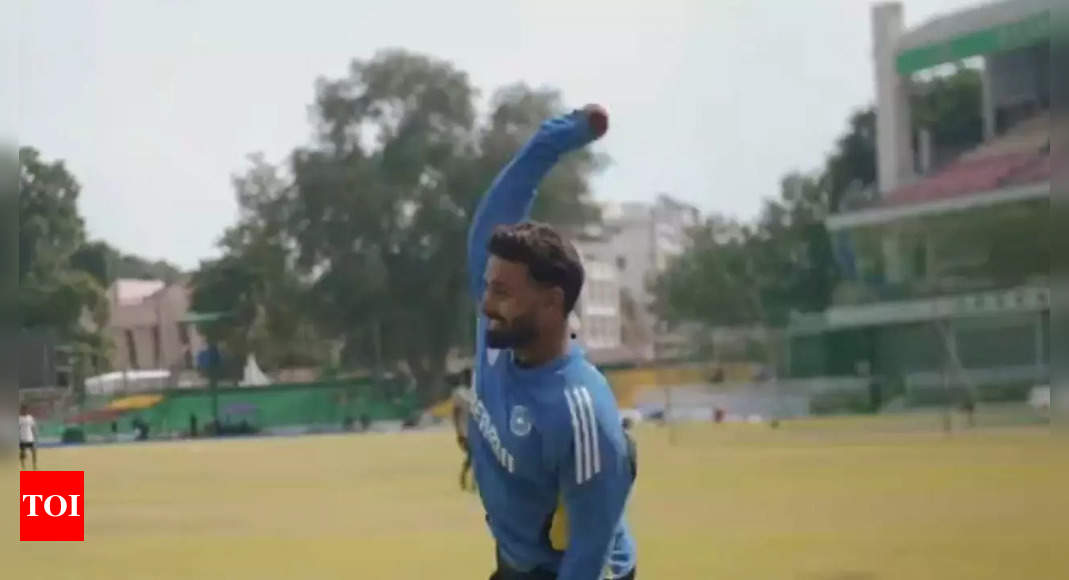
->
xmin=453 ymin=369 xmax=475 ymax=491
xmin=18 ymin=405 xmax=38 ymax=470
xmin=467 ymin=106 xmax=637 ymax=580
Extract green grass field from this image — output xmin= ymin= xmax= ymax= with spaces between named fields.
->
xmin=9 ymin=414 xmax=1066 ymax=579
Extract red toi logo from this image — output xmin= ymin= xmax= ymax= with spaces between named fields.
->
xmin=20 ymin=471 xmax=84 ymax=542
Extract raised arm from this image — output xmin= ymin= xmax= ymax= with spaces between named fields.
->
xmin=467 ymin=107 xmax=607 ymax=298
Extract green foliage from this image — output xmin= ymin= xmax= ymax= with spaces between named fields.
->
xmin=19 ymin=147 xmax=86 ymax=282
xmin=652 ymin=67 xmax=985 ymax=337
xmin=650 ymin=216 xmax=761 ymax=327
xmin=19 ymin=146 xmax=186 ymax=380
xmin=823 ymin=108 xmax=876 ymax=212
xmin=70 ymin=241 xmax=184 ymax=287
xmin=191 ymin=155 xmax=330 ymax=378
xmin=922 ymin=200 xmax=1049 ymax=287
xmin=912 ymin=65 xmax=984 ymax=150
xmin=653 ymin=172 xmax=841 ymax=330
xmin=18 ymin=147 xmax=111 ymax=372
xmin=192 ymin=49 xmax=604 ymax=403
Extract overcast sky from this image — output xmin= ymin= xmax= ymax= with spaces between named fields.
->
xmin=16 ymin=0 xmax=983 ymax=270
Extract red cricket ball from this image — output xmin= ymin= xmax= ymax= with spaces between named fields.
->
xmin=583 ymin=104 xmax=609 ymax=139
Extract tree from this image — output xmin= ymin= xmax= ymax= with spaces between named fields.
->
xmin=823 ymin=108 xmax=877 ymax=212
xmin=650 ymin=216 xmax=761 ymax=327
xmin=651 ymin=66 xmax=988 ymax=341
xmin=912 ymin=65 xmax=984 ymax=153
xmin=207 ymin=49 xmax=606 ymax=402
xmin=18 ymin=147 xmax=110 ymax=374
xmin=651 ymin=110 xmax=876 ymax=331
xmin=190 ymin=155 xmax=330 ymax=378
xmin=70 ymin=241 xmax=184 ymax=287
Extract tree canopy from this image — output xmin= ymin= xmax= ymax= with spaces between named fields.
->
xmin=190 ymin=49 xmax=606 ymax=401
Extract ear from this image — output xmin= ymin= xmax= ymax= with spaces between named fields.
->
xmin=543 ymin=286 xmax=565 ymax=312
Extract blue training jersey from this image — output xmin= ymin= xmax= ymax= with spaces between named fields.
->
xmin=466 ymin=111 xmax=637 ymax=580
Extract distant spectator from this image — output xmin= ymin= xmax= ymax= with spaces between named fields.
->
xmin=19 ymin=405 xmax=38 ymax=470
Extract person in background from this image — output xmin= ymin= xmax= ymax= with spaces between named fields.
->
xmin=19 ymin=404 xmax=38 ymax=470
xmin=452 ymin=369 xmax=475 ymax=491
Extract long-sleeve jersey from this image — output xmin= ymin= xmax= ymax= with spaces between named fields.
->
xmin=466 ymin=111 xmax=637 ymax=580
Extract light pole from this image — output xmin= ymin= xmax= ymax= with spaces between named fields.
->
xmin=180 ymin=311 xmax=232 ymax=429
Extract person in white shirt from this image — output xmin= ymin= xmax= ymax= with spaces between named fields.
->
xmin=19 ymin=405 xmax=38 ymax=470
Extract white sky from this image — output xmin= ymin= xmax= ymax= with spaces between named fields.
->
xmin=15 ymin=0 xmax=982 ymax=270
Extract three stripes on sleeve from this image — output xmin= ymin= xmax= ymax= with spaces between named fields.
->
xmin=564 ymin=386 xmax=601 ymax=485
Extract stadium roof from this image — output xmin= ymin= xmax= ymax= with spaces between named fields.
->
xmin=881 ymin=149 xmax=1048 ymax=208
xmin=826 ymin=155 xmax=1047 ymax=230
xmin=896 ymin=0 xmax=1052 ymax=74
xmin=827 ymin=114 xmax=1049 ymax=230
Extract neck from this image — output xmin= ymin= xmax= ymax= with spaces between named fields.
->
xmin=514 ymin=327 xmax=570 ymax=368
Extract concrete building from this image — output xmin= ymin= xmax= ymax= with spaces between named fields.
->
xmin=572 ymin=236 xmax=623 ymax=355
xmin=607 ymin=195 xmax=701 ymax=359
xmin=562 ymin=195 xmax=701 ymax=363
xmin=788 ymin=0 xmax=1051 ymax=400
xmin=106 ymin=279 xmax=206 ymax=375
xmin=601 ymin=195 xmax=701 ymax=312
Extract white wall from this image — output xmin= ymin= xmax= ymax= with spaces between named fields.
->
xmin=572 ymin=195 xmax=701 ymax=360
xmin=574 ymin=242 xmax=623 ymax=351
xmin=873 ymin=2 xmax=914 ymax=194
xmin=604 ymin=196 xmax=698 ymax=313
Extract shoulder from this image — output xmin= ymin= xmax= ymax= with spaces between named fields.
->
xmin=561 ymin=358 xmax=617 ymax=414
xmin=537 ymin=361 xmax=621 ymax=445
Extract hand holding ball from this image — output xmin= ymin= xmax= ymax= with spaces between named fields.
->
xmin=583 ymin=104 xmax=609 ymax=140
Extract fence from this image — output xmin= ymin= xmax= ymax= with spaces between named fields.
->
xmin=37 ymin=378 xmax=420 ymax=442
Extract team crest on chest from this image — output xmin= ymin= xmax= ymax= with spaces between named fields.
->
xmin=509 ymin=405 xmax=532 ymax=437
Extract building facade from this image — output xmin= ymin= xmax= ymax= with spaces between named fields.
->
xmin=601 ymin=195 xmax=701 ymax=310
xmin=106 ymin=279 xmax=206 ymax=374
xmin=788 ymin=0 xmax=1051 ymax=401
xmin=573 ymin=248 xmax=623 ymax=353
xmin=596 ymin=195 xmax=701 ymax=360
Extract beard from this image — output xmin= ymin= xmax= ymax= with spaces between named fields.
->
xmin=485 ymin=311 xmax=538 ymax=349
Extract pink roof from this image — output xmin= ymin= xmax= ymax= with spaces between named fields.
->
xmin=113 ymin=279 xmax=166 ymax=306
xmin=881 ymin=150 xmax=1049 ymax=209
xmin=1002 ymin=152 xmax=1051 ymax=187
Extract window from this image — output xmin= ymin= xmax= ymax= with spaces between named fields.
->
xmin=616 ymin=256 xmax=627 ymax=272
xmin=177 ymin=323 xmax=194 ymax=369
xmin=152 ymin=325 xmax=162 ymax=367
xmin=125 ymin=329 xmax=139 ymax=369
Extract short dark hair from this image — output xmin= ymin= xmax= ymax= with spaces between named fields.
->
xmin=488 ymin=222 xmax=584 ymax=314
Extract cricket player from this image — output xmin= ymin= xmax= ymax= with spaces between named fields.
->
xmin=467 ymin=106 xmax=637 ymax=580
xmin=19 ymin=405 xmax=38 ymax=470
xmin=453 ymin=369 xmax=475 ymax=491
